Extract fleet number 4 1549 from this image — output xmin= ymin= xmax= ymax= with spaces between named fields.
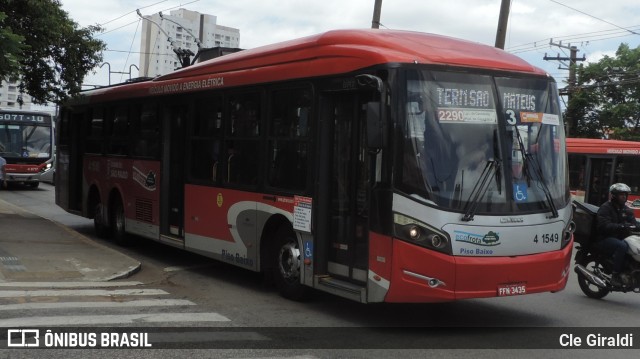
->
xmin=533 ymin=233 xmax=559 ymax=244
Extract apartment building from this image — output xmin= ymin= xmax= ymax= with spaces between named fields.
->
xmin=139 ymin=8 xmax=240 ymax=77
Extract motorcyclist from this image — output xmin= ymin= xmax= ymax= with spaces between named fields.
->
xmin=595 ymin=183 xmax=639 ymax=287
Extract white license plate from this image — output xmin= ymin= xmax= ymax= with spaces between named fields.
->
xmin=497 ymin=283 xmax=527 ymax=296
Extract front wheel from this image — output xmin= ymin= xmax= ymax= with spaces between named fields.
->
xmin=576 ymin=254 xmax=610 ymax=299
xmin=272 ymin=227 xmax=307 ymax=300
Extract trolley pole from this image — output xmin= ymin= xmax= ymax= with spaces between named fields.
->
xmin=372 ymin=0 xmax=383 ymax=29
xmin=494 ymin=0 xmax=511 ymax=49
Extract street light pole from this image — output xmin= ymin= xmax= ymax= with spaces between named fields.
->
xmin=372 ymin=0 xmax=383 ymax=29
xmin=495 ymin=0 xmax=511 ymax=49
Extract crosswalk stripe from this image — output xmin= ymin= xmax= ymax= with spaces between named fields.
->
xmin=0 ymin=289 xmax=168 ymax=298
xmin=0 ymin=299 xmax=196 ymax=311
xmin=0 ymin=313 xmax=231 ymax=327
xmin=0 ymin=281 xmax=143 ymax=288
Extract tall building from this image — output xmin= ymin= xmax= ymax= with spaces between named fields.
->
xmin=0 ymin=80 xmax=31 ymax=110
xmin=139 ymin=9 xmax=240 ymax=77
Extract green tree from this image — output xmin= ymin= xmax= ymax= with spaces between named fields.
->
xmin=0 ymin=12 xmax=26 ymax=81
xmin=567 ymin=43 xmax=640 ymax=139
xmin=0 ymin=0 xmax=106 ymax=105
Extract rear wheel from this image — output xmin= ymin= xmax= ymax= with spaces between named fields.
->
xmin=93 ymin=200 xmax=111 ymax=238
xmin=273 ymin=226 xmax=307 ymax=300
xmin=576 ymin=254 xmax=610 ymax=299
xmin=111 ymin=197 xmax=130 ymax=245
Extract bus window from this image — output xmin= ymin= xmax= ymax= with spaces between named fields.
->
xmin=86 ymin=107 xmax=105 ymax=154
xmin=614 ymin=157 xmax=640 ymax=195
xmin=107 ymin=106 xmax=129 ymax=155
xmin=568 ymin=154 xmax=587 ymax=202
xmin=131 ymin=103 xmax=160 ymax=159
xmin=267 ymin=87 xmax=311 ymax=190
xmin=226 ymin=92 xmax=261 ymax=186
xmin=190 ymin=96 xmax=223 ymax=183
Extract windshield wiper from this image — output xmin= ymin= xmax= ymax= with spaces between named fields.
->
xmin=512 ymin=125 xmax=559 ymax=219
xmin=462 ymin=130 xmax=502 ymax=222
xmin=462 ymin=159 xmax=500 ymax=222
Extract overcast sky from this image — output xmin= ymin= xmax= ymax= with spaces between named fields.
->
xmin=58 ymin=0 xmax=640 ymax=93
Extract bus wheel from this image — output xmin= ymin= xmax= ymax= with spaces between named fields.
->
xmin=111 ymin=197 xmax=129 ymax=246
xmin=93 ymin=201 xmax=111 ymax=238
xmin=273 ymin=227 xmax=307 ymax=300
xmin=28 ymin=182 xmax=39 ymax=189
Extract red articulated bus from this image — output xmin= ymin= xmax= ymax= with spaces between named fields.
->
xmin=57 ymin=29 xmax=573 ymax=303
xmin=567 ymin=137 xmax=640 ymax=217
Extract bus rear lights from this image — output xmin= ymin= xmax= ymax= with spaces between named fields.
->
xmin=403 ymin=270 xmax=446 ymax=288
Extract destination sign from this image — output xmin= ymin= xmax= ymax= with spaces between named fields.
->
xmin=0 ymin=112 xmax=52 ymax=124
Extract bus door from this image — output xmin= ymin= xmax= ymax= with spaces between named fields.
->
xmin=586 ymin=157 xmax=613 ymax=206
xmin=318 ymin=90 xmax=372 ymax=283
xmin=160 ymin=104 xmax=187 ymax=243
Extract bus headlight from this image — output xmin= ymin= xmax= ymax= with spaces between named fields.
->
xmin=394 ymin=213 xmax=452 ymax=255
xmin=408 ymin=226 xmax=420 ymax=240
xmin=427 ymin=234 xmax=447 ymax=249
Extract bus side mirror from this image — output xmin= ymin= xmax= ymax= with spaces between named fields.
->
xmin=366 ymin=101 xmax=386 ymax=149
xmin=356 ymin=74 xmax=387 ymax=149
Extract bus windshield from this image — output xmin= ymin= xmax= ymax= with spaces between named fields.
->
xmin=400 ymin=69 xmax=568 ymax=215
xmin=0 ymin=123 xmax=52 ymax=159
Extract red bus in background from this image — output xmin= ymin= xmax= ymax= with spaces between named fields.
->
xmin=57 ymin=29 xmax=573 ymax=303
xmin=567 ymin=138 xmax=640 ymax=217
xmin=0 ymin=110 xmax=55 ymax=188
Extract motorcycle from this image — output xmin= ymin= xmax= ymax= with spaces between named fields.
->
xmin=572 ymin=200 xmax=640 ymax=299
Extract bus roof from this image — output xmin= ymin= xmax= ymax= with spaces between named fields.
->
xmin=75 ymin=29 xmax=548 ymax=103
xmin=566 ymin=138 xmax=640 ymax=155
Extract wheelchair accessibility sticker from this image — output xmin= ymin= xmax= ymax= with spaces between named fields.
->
xmin=513 ymin=183 xmax=528 ymax=202
xmin=304 ymin=241 xmax=313 ymax=259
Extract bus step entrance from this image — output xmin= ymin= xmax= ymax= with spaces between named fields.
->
xmin=315 ymin=275 xmax=366 ymax=303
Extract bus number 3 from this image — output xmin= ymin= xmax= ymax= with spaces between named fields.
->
xmin=533 ymin=233 xmax=559 ymax=244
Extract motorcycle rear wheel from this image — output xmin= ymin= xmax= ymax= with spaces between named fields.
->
xmin=576 ymin=254 xmax=610 ymax=299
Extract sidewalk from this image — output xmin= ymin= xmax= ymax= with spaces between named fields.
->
xmin=0 ymin=198 xmax=141 ymax=283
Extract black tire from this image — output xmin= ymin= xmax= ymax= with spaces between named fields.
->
xmin=93 ymin=201 xmax=111 ymax=238
xmin=273 ymin=226 xmax=307 ymax=300
xmin=110 ymin=197 xmax=130 ymax=246
xmin=28 ymin=182 xmax=39 ymax=189
xmin=576 ymin=254 xmax=610 ymax=299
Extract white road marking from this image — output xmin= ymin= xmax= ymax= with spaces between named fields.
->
xmin=0 ymin=298 xmax=196 ymax=311
xmin=0 ymin=281 xmax=143 ymax=288
xmin=0 ymin=313 xmax=230 ymax=327
xmin=0 ymin=288 xmax=168 ymax=298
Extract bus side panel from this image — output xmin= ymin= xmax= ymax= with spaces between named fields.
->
xmin=83 ymin=157 xmax=161 ymax=233
xmin=183 ymin=185 xmax=295 ymax=270
xmin=367 ymin=232 xmax=394 ymax=302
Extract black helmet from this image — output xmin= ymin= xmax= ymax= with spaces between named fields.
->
xmin=609 ymin=183 xmax=631 ymax=194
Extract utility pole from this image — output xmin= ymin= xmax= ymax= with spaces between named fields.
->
xmin=544 ymin=41 xmax=586 ymax=137
xmin=372 ymin=0 xmax=383 ymax=29
xmin=494 ymin=0 xmax=511 ymax=49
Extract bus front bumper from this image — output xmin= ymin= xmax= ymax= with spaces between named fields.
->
xmin=5 ymin=171 xmax=50 ymax=184
xmin=383 ymin=239 xmax=573 ymax=303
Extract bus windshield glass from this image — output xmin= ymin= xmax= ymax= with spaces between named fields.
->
xmin=0 ymin=123 xmax=52 ymax=159
xmin=400 ymin=69 xmax=567 ymax=215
